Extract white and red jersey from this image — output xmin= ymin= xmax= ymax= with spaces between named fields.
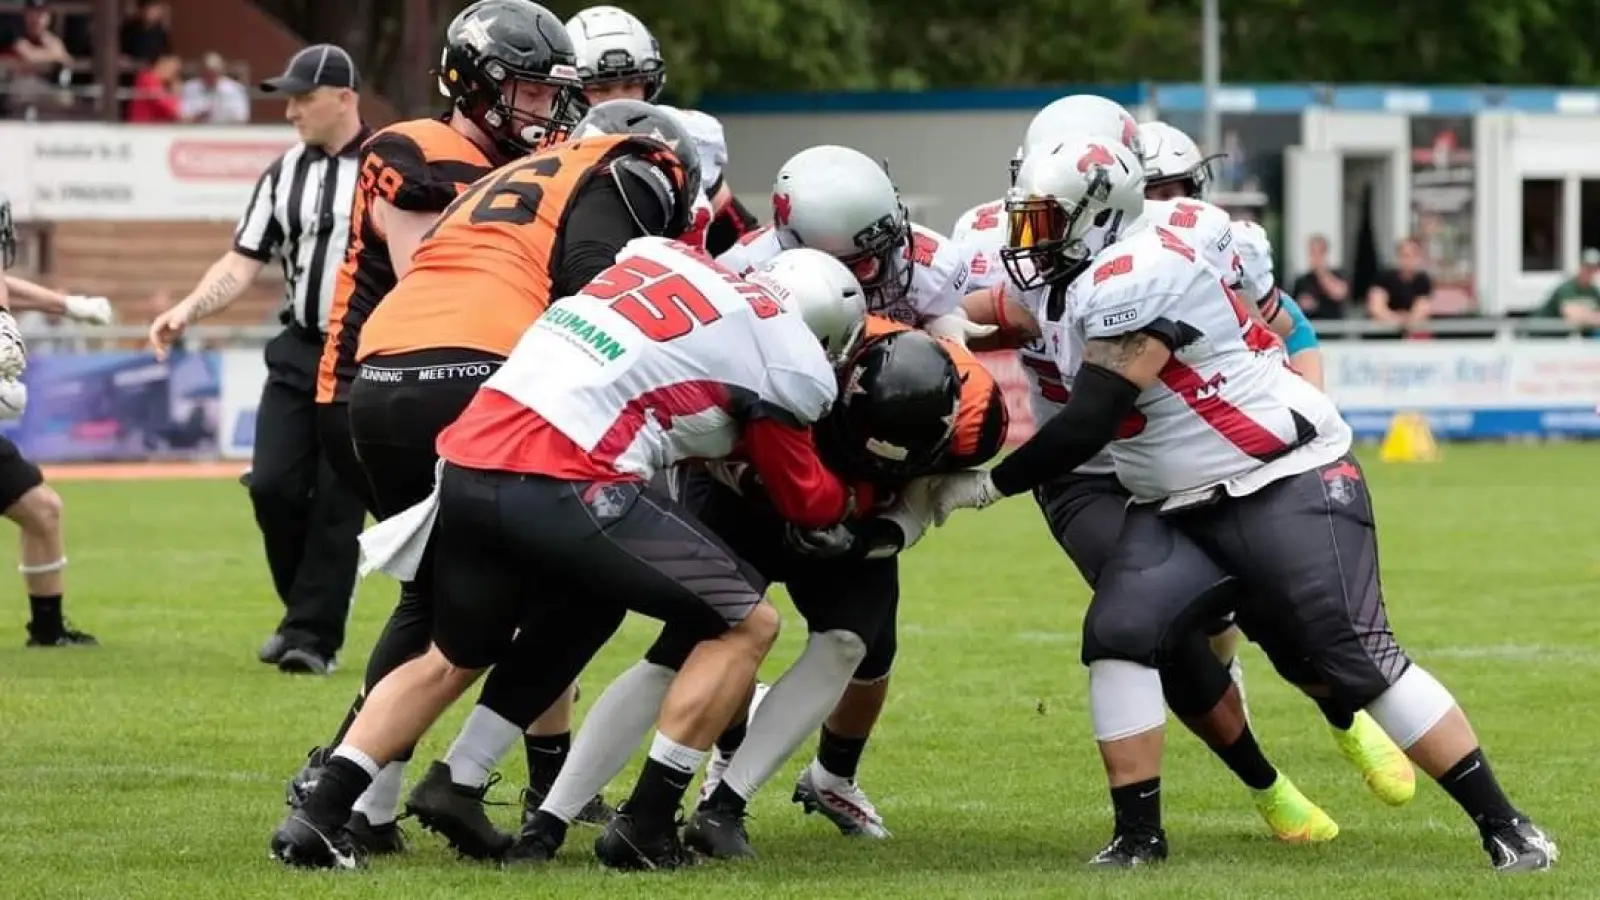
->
xmin=1058 ymin=221 xmax=1350 ymax=501
xmin=1143 ymin=197 xmax=1242 ymax=289
xmin=716 ymin=222 xmax=967 ymax=326
xmin=657 ymin=107 xmax=727 ymax=251
xmin=473 ymin=237 xmax=837 ymax=483
xmin=950 ymin=198 xmax=1008 ymax=293
xmin=1229 ymin=219 xmax=1277 ymax=305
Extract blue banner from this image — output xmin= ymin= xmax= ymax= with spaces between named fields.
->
xmin=0 ymin=350 xmax=223 ymax=462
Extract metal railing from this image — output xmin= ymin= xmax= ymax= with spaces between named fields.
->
xmin=11 ymin=318 xmax=1593 ymax=352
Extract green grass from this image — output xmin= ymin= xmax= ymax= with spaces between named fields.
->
xmin=2 ymin=444 xmax=1596 ymax=899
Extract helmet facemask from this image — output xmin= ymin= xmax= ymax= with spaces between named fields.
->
xmin=835 ymin=202 xmax=913 ymax=302
xmin=446 ymin=48 xmax=589 ymax=159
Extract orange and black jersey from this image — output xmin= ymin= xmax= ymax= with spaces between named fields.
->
xmin=356 ymin=133 xmax=690 ymax=363
xmin=862 ymin=316 xmax=1009 ymax=473
xmin=316 ymin=117 xmax=494 ymax=403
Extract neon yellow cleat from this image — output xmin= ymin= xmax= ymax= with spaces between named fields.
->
xmin=1251 ymin=775 xmax=1340 ymax=844
xmin=1333 ymin=710 xmax=1416 ymax=806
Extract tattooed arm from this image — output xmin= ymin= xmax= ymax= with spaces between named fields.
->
xmin=148 ymin=251 xmax=264 ymax=360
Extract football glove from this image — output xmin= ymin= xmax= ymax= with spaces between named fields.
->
xmin=63 ymin=295 xmax=114 ymax=325
xmin=0 ymin=311 xmax=26 ymax=380
xmin=929 ymin=469 xmax=1001 ymax=526
xmin=0 ymin=377 xmax=27 ymax=420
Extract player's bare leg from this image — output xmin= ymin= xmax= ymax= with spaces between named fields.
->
xmin=9 ymin=484 xmax=93 ymax=647
xmin=596 ymin=601 xmax=782 ymax=870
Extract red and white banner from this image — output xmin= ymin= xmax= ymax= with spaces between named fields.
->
xmin=0 ymin=124 xmax=298 ymax=221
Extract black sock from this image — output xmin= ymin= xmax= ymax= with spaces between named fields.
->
xmin=715 ymin=720 xmax=747 ymax=755
xmin=1109 ymin=778 xmax=1162 ymax=834
xmin=1214 ymin=726 xmax=1279 ymax=791
xmin=626 ymin=758 xmax=692 ymax=825
xmin=1438 ymin=748 xmax=1521 ymax=829
xmin=817 ymin=726 xmax=869 ymax=781
xmin=305 ymin=756 xmax=373 ymax=825
xmin=525 ymin=732 xmax=571 ymax=792
xmin=1315 ymin=696 xmax=1356 ymax=731
xmin=705 ymin=781 xmax=748 ymax=815
xmin=28 ymin=595 xmax=63 ymax=634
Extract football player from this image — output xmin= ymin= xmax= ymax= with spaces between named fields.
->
xmin=565 ymin=4 xmax=760 ymax=253
xmin=272 ymin=239 xmax=872 ymax=871
xmin=0 ymin=193 xmax=104 ymax=649
xmin=930 ymin=136 xmax=1555 ymax=872
xmin=291 ymin=0 xmax=610 ymax=853
xmin=277 ymin=92 xmax=702 ymax=864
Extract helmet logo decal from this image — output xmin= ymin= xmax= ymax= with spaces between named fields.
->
xmin=461 ymin=14 xmax=496 ymax=52
xmin=1121 ymin=116 xmax=1139 ymax=151
xmin=1076 ymin=143 xmax=1115 ymax=173
xmin=772 ymin=192 xmax=793 ymax=227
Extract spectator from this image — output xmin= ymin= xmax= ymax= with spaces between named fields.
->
xmin=1367 ymin=236 xmax=1433 ymax=329
xmin=126 ymin=51 xmax=181 ymax=122
xmin=1290 ymin=233 xmax=1350 ymax=320
xmin=9 ymin=0 xmax=73 ymax=78
xmin=1536 ymin=247 xmax=1600 ymax=333
xmin=118 ymin=0 xmax=170 ymax=67
xmin=180 ymin=52 xmax=250 ymax=123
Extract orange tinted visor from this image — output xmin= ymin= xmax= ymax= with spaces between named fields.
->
xmin=1006 ymin=198 xmax=1068 ymax=253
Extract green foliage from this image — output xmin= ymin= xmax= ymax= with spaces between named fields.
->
xmin=264 ymin=0 xmax=1600 ymax=106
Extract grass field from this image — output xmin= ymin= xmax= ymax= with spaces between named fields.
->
xmin=2 ymin=444 xmax=1595 ymax=899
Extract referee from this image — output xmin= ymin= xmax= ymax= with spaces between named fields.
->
xmin=149 ymin=44 xmax=369 ymax=676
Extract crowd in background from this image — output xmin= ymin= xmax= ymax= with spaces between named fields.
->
xmin=0 ymin=0 xmax=248 ymax=122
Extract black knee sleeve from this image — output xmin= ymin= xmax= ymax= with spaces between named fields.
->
xmin=853 ymin=619 xmax=897 ymax=682
xmin=1159 ymin=631 xmax=1235 ymax=717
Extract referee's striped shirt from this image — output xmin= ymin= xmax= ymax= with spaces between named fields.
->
xmin=231 ymin=128 xmax=369 ymax=334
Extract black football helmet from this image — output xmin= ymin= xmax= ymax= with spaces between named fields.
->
xmin=0 ymin=192 xmax=14 ymax=269
xmin=573 ymin=99 xmax=702 ymax=240
xmin=818 ymin=329 xmax=962 ymax=482
xmin=437 ymin=0 xmax=589 ymax=160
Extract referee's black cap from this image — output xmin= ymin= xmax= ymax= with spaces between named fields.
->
xmin=260 ymin=44 xmax=361 ymax=95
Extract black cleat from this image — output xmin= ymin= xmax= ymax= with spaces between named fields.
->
xmin=278 ymin=647 xmax=337 ymax=675
xmin=345 ymin=812 xmax=407 ymax=856
xmin=269 ymin=810 xmax=362 ymax=870
xmin=26 ymin=623 xmax=97 ymax=647
xmin=683 ymin=805 xmax=755 ymax=859
xmin=258 ymin=633 xmax=289 ymax=664
xmin=521 ymin=783 xmax=615 ymax=829
xmin=504 ymin=808 xmax=565 ymax=867
xmin=1483 ymin=818 xmax=1557 ymax=872
xmin=403 ymin=761 xmax=513 ymax=860
xmin=594 ymin=807 xmax=694 ymax=871
xmin=1087 ymin=829 xmax=1168 ymax=868
xmin=285 ymin=746 xmax=327 ymax=808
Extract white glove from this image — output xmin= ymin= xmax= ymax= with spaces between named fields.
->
xmin=63 ymin=295 xmax=114 ymax=325
xmin=924 ymin=312 xmax=999 ymax=346
xmin=0 ymin=312 xmax=25 ymax=380
xmin=928 ymin=469 xmax=1002 ymax=526
xmin=0 ymin=377 xmax=27 ymax=420
xmin=876 ymin=476 xmax=938 ymax=553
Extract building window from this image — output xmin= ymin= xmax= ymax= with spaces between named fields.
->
xmin=1579 ymin=180 xmax=1600 ymax=261
xmin=1521 ymin=179 xmax=1563 ymax=272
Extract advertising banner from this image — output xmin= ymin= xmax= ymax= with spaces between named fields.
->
xmin=0 ymin=123 xmax=297 ymax=221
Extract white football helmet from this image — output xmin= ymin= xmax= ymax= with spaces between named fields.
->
xmin=770 ymin=145 xmax=913 ymax=300
xmin=1002 ymin=137 xmax=1147 ymax=290
xmin=748 ymin=248 xmax=868 ymax=369
xmin=565 ymin=6 xmax=666 ymax=101
xmin=1010 ymin=95 xmax=1143 ymax=185
xmin=1138 ymin=121 xmax=1221 ymax=200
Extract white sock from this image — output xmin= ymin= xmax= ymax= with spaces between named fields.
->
xmin=648 ymin=732 xmax=707 ymax=774
xmin=723 ymin=630 xmax=864 ymax=801
xmin=540 ymin=660 xmax=674 ymax=823
xmin=445 ymin=705 xmax=524 ymax=788
xmin=351 ymin=761 xmax=407 ymax=825
xmin=331 ymin=744 xmax=380 ymax=778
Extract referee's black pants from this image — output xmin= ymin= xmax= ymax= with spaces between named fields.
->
xmin=249 ymin=326 xmax=365 ymax=658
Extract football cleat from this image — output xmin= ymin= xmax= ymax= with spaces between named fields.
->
xmin=683 ymin=804 xmax=756 ymax=859
xmin=1250 ymin=774 xmax=1339 ymax=844
xmin=403 ymin=761 xmax=513 ymax=860
xmin=270 ymin=811 xmax=362 ymax=870
xmin=345 ymin=812 xmax=406 ymax=856
xmin=285 ymin=746 xmax=327 ymax=808
xmin=520 ymin=784 xmax=615 ymax=827
xmin=1483 ymin=818 xmax=1557 ymax=872
xmin=1332 ymin=711 xmax=1416 ymax=806
xmin=1087 ymin=829 xmax=1168 ymax=868
xmin=504 ymin=810 xmax=564 ymax=867
xmin=593 ymin=806 xmax=695 ymax=871
xmin=792 ymin=761 xmax=890 ymax=838
xmin=25 ymin=623 xmax=97 ymax=647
